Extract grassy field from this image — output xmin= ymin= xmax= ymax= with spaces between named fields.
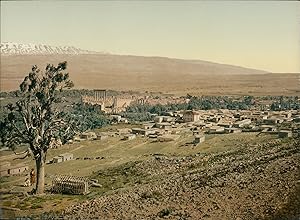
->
xmin=43 ymin=131 xmax=276 ymax=176
xmin=0 ymin=127 xmax=278 ymax=218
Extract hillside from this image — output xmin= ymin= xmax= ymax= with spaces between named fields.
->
xmin=58 ymin=138 xmax=300 ymax=220
xmin=1 ymin=44 xmax=299 ymax=95
xmin=2 ymin=132 xmax=298 ymax=219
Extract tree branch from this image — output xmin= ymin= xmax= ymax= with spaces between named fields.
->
xmin=10 ymin=121 xmax=31 ymax=142
xmin=13 ymin=149 xmax=29 ymax=155
xmin=13 ymin=149 xmax=31 ymax=160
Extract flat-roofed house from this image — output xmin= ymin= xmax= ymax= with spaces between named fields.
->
xmin=123 ymin=134 xmax=136 ymax=140
xmin=117 ymin=128 xmax=131 ymax=134
xmin=225 ymin=127 xmax=242 ymax=134
xmin=240 ymin=114 xmax=267 ymax=122
xmin=132 ymin=128 xmax=144 ymax=135
xmin=142 ymin=123 xmax=155 ymax=130
xmin=233 ymin=119 xmax=252 ymax=128
xmin=284 ymin=112 xmax=292 ymax=118
xmin=194 ymin=134 xmax=205 ymax=144
xmin=162 ymin=116 xmax=174 ymax=122
xmin=158 ymin=134 xmax=180 ymax=142
xmin=218 ymin=122 xmax=232 ymax=128
xmin=278 ymin=130 xmax=292 ymax=138
xmin=263 ymin=118 xmax=283 ymax=125
xmin=208 ymin=116 xmax=222 ymax=123
xmin=132 ymin=128 xmax=157 ymax=136
xmin=80 ymin=132 xmax=97 ymax=140
xmin=109 ymin=115 xmax=122 ymax=123
xmin=209 ymin=126 xmax=225 ymax=134
xmin=155 ymin=122 xmax=172 ymax=130
xmin=53 ymin=156 xmax=63 ymax=163
xmin=261 ymin=125 xmax=277 ymax=132
xmin=183 ymin=111 xmax=200 ymax=123
xmin=154 ymin=116 xmax=164 ymax=123
xmin=8 ymin=163 xmax=29 ymax=175
xmin=97 ymin=133 xmax=109 ymax=140
xmin=59 ymin=153 xmax=73 ymax=162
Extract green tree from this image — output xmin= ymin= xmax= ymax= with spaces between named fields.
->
xmin=0 ymin=62 xmax=74 ymax=194
xmin=70 ymin=103 xmax=109 ymax=132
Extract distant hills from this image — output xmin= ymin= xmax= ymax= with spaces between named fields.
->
xmin=1 ymin=42 xmax=299 ymax=96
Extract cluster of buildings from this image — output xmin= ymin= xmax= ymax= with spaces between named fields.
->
xmin=178 ymin=109 xmax=299 ymax=137
xmin=3 ymin=107 xmax=296 ymax=178
xmin=69 ymin=108 xmax=299 ymax=147
xmin=105 ymin=109 xmax=299 ymax=143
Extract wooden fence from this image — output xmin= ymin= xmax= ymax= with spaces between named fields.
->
xmin=51 ymin=175 xmax=89 ymax=195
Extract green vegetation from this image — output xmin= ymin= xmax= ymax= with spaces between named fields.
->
xmin=270 ymin=96 xmax=300 ymax=110
xmin=124 ymin=95 xmax=300 ymax=118
xmin=88 ymin=161 xmax=151 ymax=197
xmin=0 ymin=62 xmax=74 ymax=194
xmin=65 ymin=103 xmax=109 ymax=135
xmin=158 ymin=208 xmax=173 ymax=217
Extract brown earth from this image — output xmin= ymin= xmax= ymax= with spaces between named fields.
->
xmin=1 ymin=54 xmax=299 ymax=96
xmin=1 ymin=130 xmax=299 ymax=219
xmin=39 ymin=138 xmax=300 ymax=220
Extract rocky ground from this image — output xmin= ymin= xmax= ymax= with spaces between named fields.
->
xmin=38 ymin=137 xmax=300 ymax=220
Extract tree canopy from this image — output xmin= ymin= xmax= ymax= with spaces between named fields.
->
xmin=0 ymin=61 xmax=74 ymax=194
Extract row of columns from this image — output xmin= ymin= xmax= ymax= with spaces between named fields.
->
xmin=94 ymin=89 xmax=107 ymax=101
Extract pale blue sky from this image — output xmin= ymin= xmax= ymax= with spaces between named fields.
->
xmin=1 ymin=1 xmax=299 ymax=73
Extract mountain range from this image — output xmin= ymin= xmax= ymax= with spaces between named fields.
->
xmin=1 ymin=42 xmax=299 ymax=96
xmin=1 ymin=42 xmax=102 ymax=55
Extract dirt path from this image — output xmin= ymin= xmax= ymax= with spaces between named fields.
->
xmin=81 ymin=157 xmax=124 ymax=172
xmin=95 ymin=143 xmax=119 ymax=153
xmin=130 ymin=141 xmax=148 ymax=150
xmin=69 ymin=145 xmax=85 ymax=153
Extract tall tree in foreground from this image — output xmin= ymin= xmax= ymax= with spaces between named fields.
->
xmin=0 ymin=61 xmax=74 ymax=194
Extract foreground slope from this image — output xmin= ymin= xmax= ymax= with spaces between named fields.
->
xmin=1 ymin=130 xmax=299 ymax=219
xmin=41 ymin=137 xmax=299 ymax=220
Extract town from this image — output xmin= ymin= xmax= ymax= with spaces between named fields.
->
xmin=1 ymin=84 xmax=299 ymax=219
xmin=1 ymin=89 xmax=299 ymax=219
xmin=1 ymin=90 xmax=299 ymax=177
xmin=1 ymin=1 xmax=300 ymax=219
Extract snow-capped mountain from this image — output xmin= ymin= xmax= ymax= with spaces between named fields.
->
xmin=0 ymin=42 xmax=101 ymax=55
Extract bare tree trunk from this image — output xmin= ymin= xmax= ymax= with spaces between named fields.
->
xmin=35 ymin=152 xmax=45 ymax=194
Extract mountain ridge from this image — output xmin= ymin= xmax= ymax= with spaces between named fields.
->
xmin=2 ymin=43 xmax=298 ymax=96
xmin=0 ymin=42 xmax=268 ymax=74
xmin=0 ymin=42 xmax=103 ymax=55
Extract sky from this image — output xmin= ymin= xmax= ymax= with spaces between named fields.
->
xmin=1 ymin=1 xmax=299 ymax=73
